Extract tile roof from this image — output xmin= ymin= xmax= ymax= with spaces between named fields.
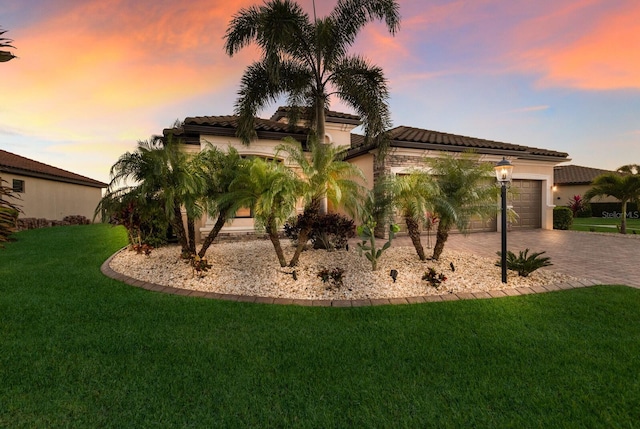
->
xmin=165 ymin=115 xmax=312 ymax=146
xmin=0 ymin=150 xmax=107 ymax=188
xmin=182 ymin=115 xmax=310 ymax=134
xmin=269 ymin=106 xmax=362 ymax=125
xmin=554 ymin=165 xmax=615 ymax=185
xmin=346 ymin=125 xmax=569 ymax=160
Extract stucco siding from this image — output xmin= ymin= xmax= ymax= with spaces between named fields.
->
xmin=554 ymin=184 xmax=619 ymax=206
xmin=2 ymin=172 xmax=103 ymax=221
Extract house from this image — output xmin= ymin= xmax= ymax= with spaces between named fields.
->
xmin=166 ymin=108 xmax=570 ymax=240
xmin=553 ymin=165 xmax=618 ymax=204
xmin=0 ymin=149 xmax=107 ymax=222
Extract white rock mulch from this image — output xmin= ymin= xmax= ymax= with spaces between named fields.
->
xmin=108 ymin=240 xmax=580 ymax=300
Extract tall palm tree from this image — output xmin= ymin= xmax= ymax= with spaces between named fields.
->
xmin=275 ymin=136 xmax=365 ymax=266
xmin=224 ymin=0 xmax=399 ymax=145
xmin=107 ymin=134 xmax=203 ymax=255
xmin=584 ymin=165 xmax=640 ymax=234
xmin=428 ymin=152 xmax=499 ymax=260
xmin=224 ymin=157 xmax=302 ymax=267
xmin=0 ymin=27 xmax=16 ymax=63
xmin=391 ymin=170 xmax=439 ymax=261
xmin=192 ymin=145 xmax=245 ymax=258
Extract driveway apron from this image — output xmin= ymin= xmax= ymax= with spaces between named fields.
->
xmin=405 ymin=230 xmax=640 ymax=288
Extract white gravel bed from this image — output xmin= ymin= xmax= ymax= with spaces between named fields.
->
xmin=109 ymin=240 xmax=579 ymax=300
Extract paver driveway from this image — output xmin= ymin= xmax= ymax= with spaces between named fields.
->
xmin=399 ymin=230 xmax=639 ymax=288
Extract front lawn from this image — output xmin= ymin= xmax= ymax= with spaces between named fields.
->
xmin=1 ymin=224 xmax=639 ymax=427
xmin=571 ymin=217 xmax=640 ymax=234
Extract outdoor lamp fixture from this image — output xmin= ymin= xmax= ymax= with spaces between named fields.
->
xmin=495 ymin=157 xmax=513 ymax=283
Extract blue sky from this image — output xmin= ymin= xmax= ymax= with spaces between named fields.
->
xmin=1 ymin=0 xmax=639 ymax=183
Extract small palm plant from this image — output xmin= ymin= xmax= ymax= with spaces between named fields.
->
xmin=495 ymin=249 xmax=552 ymax=277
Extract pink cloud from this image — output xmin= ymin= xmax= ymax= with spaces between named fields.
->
xmin=2 ymin=0 xmax=259 ymax=141
xmin=510 ymin=0 xmax=640 ymax=90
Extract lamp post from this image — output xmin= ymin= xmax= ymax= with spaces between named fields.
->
xmin=495 ymin=157 xmax=513 ymax=283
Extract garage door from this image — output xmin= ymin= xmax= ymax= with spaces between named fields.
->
xmin=511 ymin=180 xmax=542 ymax=229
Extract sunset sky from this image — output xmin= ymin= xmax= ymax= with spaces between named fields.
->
xmin=2 ymin=0 xmax=639 ymax=184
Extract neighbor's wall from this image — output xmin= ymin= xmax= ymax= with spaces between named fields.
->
xmin=554 ymin=184 xmax=619 ymax=206
xmin=2 ymin=172 xmax=103 ymax=221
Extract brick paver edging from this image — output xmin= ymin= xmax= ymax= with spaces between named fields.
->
xmin=101 ymin=249 xmax=602 ymax=307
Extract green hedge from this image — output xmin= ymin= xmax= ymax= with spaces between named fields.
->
xmin=553 ymin=206 xmax=573 ymax=230
xmin=589 ymin=202 xmax=639 ymax=218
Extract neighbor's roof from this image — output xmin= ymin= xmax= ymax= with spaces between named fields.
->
xmin=270 ymin=106 xmax=361 ymax=125
xmin=0 ymin=149 xmax=107 ymax=188
xmin=346 ymin=125 xmax=569 ymax=161
xmin=554 ymin=165 xmax=614 ymax=185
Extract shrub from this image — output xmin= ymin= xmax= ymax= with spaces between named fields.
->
xmin=284 ymin=213 xmax=355 ymax=251
xmin=317 ymin=267 xmax=345 ymax=290
xmin=132 ymin=243 xmax=153 ymax=256
xmin=576 ymin=203 xmax=592 ymax=218
xmin=190 ymin=254 xmax=212 ymax=277
xmin=357 ymin=222 xmax=399 ymax=271
xmin=553 ymin=206 xmax=573 ymax=230
xmin=567 ymin=195 xmax=585 ymax=218
xmin=496 ymin=249 xmax=552 ymax=277
xmin=311 ymin=213 xmax=355 ymax=250
xmin=422 ymin=267 xmax=447 ymax=288
xmin=589 ymin=202 xmax=639 ymax=218
xmin=62 ymin=215 xmax=90 ymax=225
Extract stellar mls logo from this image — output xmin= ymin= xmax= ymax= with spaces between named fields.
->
xmin=602 ymin=211 xmax=640 ymax=219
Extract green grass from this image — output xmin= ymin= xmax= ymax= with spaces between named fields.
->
xmin=1 ymin=224 xmax=640 ymax=427
xmin=571 ymin=217 xmax=640 ymax=234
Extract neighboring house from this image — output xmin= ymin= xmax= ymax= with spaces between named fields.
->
xmin=553 ymin=165 xmax=618 ymax=204
xmin=0 ymin=149 xmax=107 ymax=221
xmin=166 ymin=108 xmax=570 ymax=240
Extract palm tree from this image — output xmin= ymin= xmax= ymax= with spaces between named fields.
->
xmin=106 ymin=134 xmax=203 ymax=256
xmin=192 ymin=145 xmax=245 ymax=258
xmin=584 ymin=165 xmax=640 ymax=234
xmin=275 ymin=136 xmax=365 ymax=266
xmin=391 ymin=170 xmax=438 ymax=261
xmin=0 ymin=27 xmax=16 ymax=63
xmin=0 ymin=179 xmax=22 ymax=247
xmin=224 ymin=0 xmax=399 ymax=145
xmin=224 ymin=157 xmax=302 ymax=267
xmin=428 ymin=152 xmax=499 ymax=260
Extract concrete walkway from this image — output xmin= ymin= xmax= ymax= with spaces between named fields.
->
xmin=401 ymin=229 xmax=640 ymax=289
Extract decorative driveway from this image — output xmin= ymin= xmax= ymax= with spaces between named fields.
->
xmin=413 ymin=229 xmax=640 ymax=288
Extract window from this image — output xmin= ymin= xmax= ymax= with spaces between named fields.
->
xmin=235 ymin=206 xmax=253 ymax=218
xmin=12 ymin=179 xmax=24 ymax=193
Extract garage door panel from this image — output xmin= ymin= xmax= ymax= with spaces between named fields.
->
xmin=511 ymin=180 xmax=541 ymax=229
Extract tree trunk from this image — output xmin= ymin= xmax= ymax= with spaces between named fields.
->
xmin=621 ymin=200 xmax=628 ymax=234
xmin=197 ymin=213 xmax=227 ymax=258
xmin=267 ymin=217 xmax=287 ymax=268
xmin=405 ymin=216 xmax=425 ymax=261
xmin=288 ymin=199 xmax=320 ymax=267
xmin=432 ymin=221 xmax=450 ymax=261
xmin=315 ymin=94 xmax=326 ymax=143
xmin=288 ymin=224 xmax=312 ymax=267
xmin=173 ymin=203 xmax=189 ymax=255
xmin=187 ymin=217 xmax=196 ymax=255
